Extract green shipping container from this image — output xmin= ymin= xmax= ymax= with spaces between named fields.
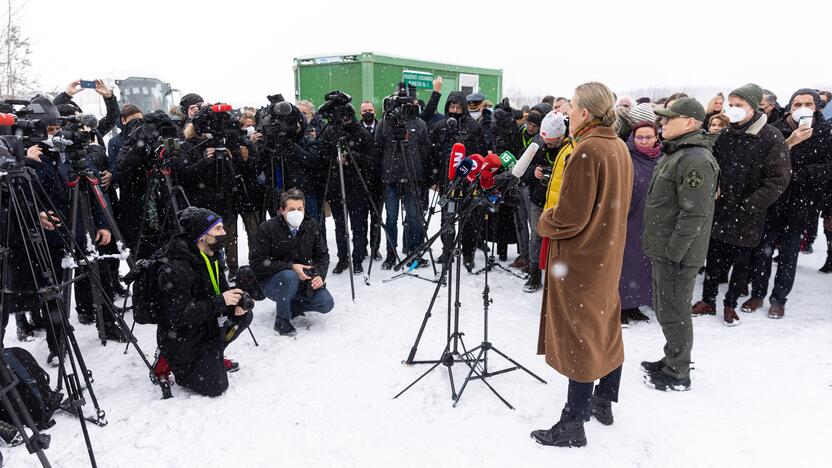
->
xmin=293 ymin=52 xmax=502 ymax=114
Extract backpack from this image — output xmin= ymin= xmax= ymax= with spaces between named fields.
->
xmin=123 ymin=251 xmax=174 ymax=325
xmin=0 ymin=347 xmax=63 ymax=430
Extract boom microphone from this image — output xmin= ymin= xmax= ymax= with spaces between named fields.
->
xmin=511 ymin=142 xmax=539 ymax=178
xmin=0 ymin=113 xmax=16 ymax=126
xmin=448 ymin=143 xmax=465 ymax=181
xmin=210 ymin=104 xmax=233 ymax=113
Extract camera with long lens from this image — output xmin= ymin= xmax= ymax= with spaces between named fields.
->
xmin=382 ymin=82 xmax=419 ymax=127
xmin=317 ymin=91 xmax=355 ymax=127
xmin=238 ymin=291 xmax=256 ymax=312
xmin=255 ymin=94 xmax=302 ymax=145
xmin=51 ymin=115 xmax=99 ymax=162
xmin=299 ymin=266 xmax=319 ymax=299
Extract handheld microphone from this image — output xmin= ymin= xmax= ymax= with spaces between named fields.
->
xmin=210 ymin=104 xmax=233 ymax=113
xmin=498 ymin=151 xmax=517 ymax=171
xmin=448 ymin=143 xmax=465 ymax=181
xmin=439 ymin=157 xmax=474 ymax=208
xmin=482 ymin=153 xmax=503 ymax=175
xmin=479 ymin=170 xmax=495 ymax=190
xmin=465 ymin=154 xmax=485 ymax=183
xmin=511 ymin=142 xmax=539 ymax=178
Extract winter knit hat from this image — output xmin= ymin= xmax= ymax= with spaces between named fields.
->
xmin=540 ymin=112 xmax=567 ymax=140
xmin=179 ymin=93 xmax=204 ymax=114
xmin=729 ymin=83 xmax=763 ymax=110
xmin=628 ymin=103 xmax=657 ymax=124
xmin=176 ymin=207 xmax=223 ymax=243
xmin=788 ymin=88 xmax=821 ymax=109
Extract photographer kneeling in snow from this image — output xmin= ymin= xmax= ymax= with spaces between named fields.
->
xmin=249 ymin=189 xmax=334 ymax=337
xmin=157 ymin=207 xmax=253 ymax=397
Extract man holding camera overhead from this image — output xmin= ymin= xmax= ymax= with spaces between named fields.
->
xmin=156 ymin=207 xmax=252 ymax=397
xmin=249 ymin=189 xmax=334 ymax=337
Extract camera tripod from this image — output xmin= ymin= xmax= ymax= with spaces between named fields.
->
xmin=394 ymin=177 xmax=545 ymax=408
xmin=379 ymin=129 xmax=439 ymax=284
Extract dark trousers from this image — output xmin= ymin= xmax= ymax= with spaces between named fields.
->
xmin=224 ymin=211 xmax=260 ymax=276
xmin=565 ymin=366 xmax=622 ymax=422
xmin=702 ymin=238 xmax=753 ymax=308
xmin=331 ymin=198 xmax=369 ymax=264
xmin=172 ymin=312 xmax=253 ymax=398
xmin=1 ymin=246 xmax=66 ymax=354
xmin=368 ymin=184 xmax=385 ymax=255
xmin=440 ymin=204 xmax=479 ymax=257
xmin=749 ymin=223 xmax=802 ymax=306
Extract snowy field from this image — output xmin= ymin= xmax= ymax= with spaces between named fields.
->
xmin=4 ymin=213 xmax=831 ymax=468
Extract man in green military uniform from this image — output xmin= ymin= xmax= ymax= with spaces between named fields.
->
xmin=640 ymin=98 xmax=720 ymax=392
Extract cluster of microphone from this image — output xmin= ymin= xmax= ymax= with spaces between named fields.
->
xmin=440 ymin=140 xmax=539 ymax=205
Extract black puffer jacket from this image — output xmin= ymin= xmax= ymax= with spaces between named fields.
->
xmin=156 ymin=236 xmax=230 ymax=367
xmin=711 ymin=112 xmax=791 ymax=247
xmin=769 ymin=112 xmax=832 ymax=229
xmin=248 ymin=214 xmax=330 ymax=281
xmin=428 ymin=91 xmax=487 ymax=188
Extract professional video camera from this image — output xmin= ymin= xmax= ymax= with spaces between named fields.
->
xmin=255 ymin=93 xmax=302 ymax=143
xmin=382 ymin=82 xmax=420 ymax=126
xmin=192 ymin=103 xmax=246 ymax=149
xmin=51 ymin=115 xmax=99 ymax=159
xmin=317 ymin=90 xmax=355 ymax=126
xmin=129 ymin=110 xmax=181 ymax=154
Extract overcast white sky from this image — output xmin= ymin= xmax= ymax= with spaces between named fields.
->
xmin=13 ymin=0 xmax=832 ymax=108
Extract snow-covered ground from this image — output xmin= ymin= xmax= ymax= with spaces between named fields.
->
xmin=4 ymin=214 xmax=831 ymax=468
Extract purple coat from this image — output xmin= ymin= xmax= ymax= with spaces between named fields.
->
xmin=619 ymin=137 xmax=662 ymax=309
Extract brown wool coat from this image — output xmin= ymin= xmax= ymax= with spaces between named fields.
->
xmin=536 ymin=126 xmax=633 ymax=383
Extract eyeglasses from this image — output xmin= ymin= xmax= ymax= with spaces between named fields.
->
xmin=660 ymin=115 xmax=687 ymax=124
xmin=634 ymin=135 xmax=657 ymax=142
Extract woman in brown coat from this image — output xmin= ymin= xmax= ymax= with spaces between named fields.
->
xmin=530 ymin=82 xmax=634 ymax=448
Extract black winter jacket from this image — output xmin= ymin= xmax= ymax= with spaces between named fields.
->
xmin=248 ymin=214 xmax=330 ymax=281
xmin=375 ymin=116 xmax=431 ymax=185
xmin=711 ymin=112 xmax=791 ymax=247
xmin=53 ymin=92 xmax=120 ymax=138
xmin=179 ymin=137 xmax=254 ymax=214
xmin=428 ymin=91 xmax=487 ymax=188
xmin=769 ymin=112 xmax=832 ymax=229
xmin=156 ymin=236 xmax=230 ymax=367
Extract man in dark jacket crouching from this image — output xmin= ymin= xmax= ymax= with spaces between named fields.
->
xmin=157 ymin=207 xmax=253 ymax=397
xmin=249 ymin=188 xmax=334 ymax=337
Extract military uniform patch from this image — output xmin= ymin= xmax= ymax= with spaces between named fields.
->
xmin=684 ymin=168 xmax=704 ymax=189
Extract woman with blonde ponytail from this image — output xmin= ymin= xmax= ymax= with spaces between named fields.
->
xmin=531 ymin=81 xmax=634 ymax=448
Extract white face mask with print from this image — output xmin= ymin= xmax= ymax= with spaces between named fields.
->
xmin=725 ymin=105 xmax=748 ymax=123
xmin=286 ymin=210 xmax=303 ymax=228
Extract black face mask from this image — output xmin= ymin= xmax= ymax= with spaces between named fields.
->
xmin=361 ymin=112 xmax=375 ymax=124
xmin=447 ymin=111 xmax=463 ymax=121
xmin=206 ymin=234 xmax=227 ymax=251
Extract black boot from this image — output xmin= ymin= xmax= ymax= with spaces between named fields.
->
xmin=372 ymin=249 xmax=382 ymax=261
xmin=15 ymin=312 xmax=34 ymax=342
xmin=820 ymin=254 xmax=832 ymax=273
xmin=590 ymin=393 xmax=614 ymax=426
xmin=332 ymin=258 xmax=350 ymax=274
xmin=381 ymin=248 xmax=397 ymax=270
xmin=274 ymin=317 xmax=297 ymax=336
xmin=530 ymin=410 xmax=587 ymax=447
xmin=463 ymin=253 xmax=475 ymax=273
xmin=103 ymin=320 xmax=129 ymax=343
xmin=523 ymin=265 xmax=542 ymax=292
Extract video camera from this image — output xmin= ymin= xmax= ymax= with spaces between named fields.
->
xmin=255 ymin=94 xmax=302 ymax=144
xmin=0 ymin=98 xmax=59 ymax=168
xmin=51 ymin=115 xmax=99 ymax=159
xmin=192 ymin=104 xmax=246 ymax=150
xmin=383 ymin=82 xmax=420 ymax=126
xmin=317 ymin=91 xmax=355 ymax=127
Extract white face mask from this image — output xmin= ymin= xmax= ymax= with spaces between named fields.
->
xmin=725 ymin=105 xmax=749 ymax=123
xmin=285 ymin=209 xmax=304 ymax=228
xmin=791 ymin=107 xmax=814 ymax=126
xmin=469 ymin=110 xmax=482 ymax=120
xmin=245 ymin=126 xmax=256 ymax=137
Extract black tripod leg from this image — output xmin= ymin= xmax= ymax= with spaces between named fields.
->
xmin=247 ymin=326 xmax=259 ymax=347
xmin=487 ymin=346 xmax=548 ymax=384
xmin=393 ymin=361 xmax=443 ymax=399
xmin=452 ymin=346 xmax=485 ymax=407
